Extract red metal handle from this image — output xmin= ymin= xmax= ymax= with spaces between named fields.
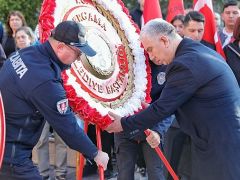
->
xmin=96 ymin=126 xmax=104 ymax=180
xmin=144 ymin=129 xmax=179 ymax=180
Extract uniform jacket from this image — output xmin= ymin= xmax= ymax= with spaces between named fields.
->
xmin=0 ymin=41 xmax=98 ymax=165
xmin=129 ymin=3 xmax=174 ymax=139
xmin=123 ymin=62 xmax=173 ymax=142
xmin=122 ymin=38 xmax=240 ymax=180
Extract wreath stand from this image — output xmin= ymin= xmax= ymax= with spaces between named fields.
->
xmin=76 ymin=122 xmax=104 ymax=180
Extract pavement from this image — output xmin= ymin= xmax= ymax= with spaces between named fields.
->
xmin=33 ymin=136 xmax=148 ymax=180
xmin=48 ymin=165 xmax=148 ymax=180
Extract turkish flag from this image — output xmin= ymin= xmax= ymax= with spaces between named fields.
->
xmin=143 ymin=0 xmax=162 ymax=23
xmin=194 ymin=0 xmax=226 ymax=59
xmin=166 ymin=0 xmax=185 ymax=22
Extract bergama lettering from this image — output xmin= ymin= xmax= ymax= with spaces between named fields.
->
xmin=64 ymin=3 xmax=129 ymax=101
xmin=72 ymin=12 xmax=106 ymax=31
xmin=10 ymin=52 xmax=28 ymax=79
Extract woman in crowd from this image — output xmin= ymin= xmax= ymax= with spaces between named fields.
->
xmin=171 ymin=15 xmax=185 ymax=37
xmin=15 ymin=26 xmax=35 ymax=49
xmin=2 ymin=11 xmax=27 ymax=57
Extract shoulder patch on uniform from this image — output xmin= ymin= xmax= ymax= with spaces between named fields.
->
xmin=157 ymin=72 xmax=166 ymax=85
xmin=56 ymin=99 xmax=68 ymax=114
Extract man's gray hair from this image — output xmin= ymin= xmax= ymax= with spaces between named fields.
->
xmin=140 ymin=18 xmax=176 ymax=39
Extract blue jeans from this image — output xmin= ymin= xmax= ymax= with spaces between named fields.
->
xmin=115 ymin=132 xmax=166 ymax=180
xmin=0 ymin=161 xmax=42 ymax=180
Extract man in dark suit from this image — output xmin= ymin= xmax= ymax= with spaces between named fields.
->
xmin=105 ymin=18 xmax=240 ymax=180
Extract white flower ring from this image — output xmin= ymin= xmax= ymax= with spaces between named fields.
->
xmin=39 ymin=0 xmax=152 ymax=129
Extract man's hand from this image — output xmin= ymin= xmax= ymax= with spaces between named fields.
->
xmin=104 ymin=111 xmax=123 ymax=133
xmin=93 ymin=150 xmax=109 ymax=170
xmin=146 ymin=129 xmax=161 ymax=148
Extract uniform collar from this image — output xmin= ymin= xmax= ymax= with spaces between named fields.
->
xmin=39 ymin=41 xmax=70 ymax=71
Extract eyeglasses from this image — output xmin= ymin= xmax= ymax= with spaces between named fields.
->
xmin=65 ymin=44 xmax=82 ymax=58
xmin=69 ymin=41 xmax=87 ymax=47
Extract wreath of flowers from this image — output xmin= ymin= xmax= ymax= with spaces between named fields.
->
xmin=39 ymin=0 xmax=152 ymax=129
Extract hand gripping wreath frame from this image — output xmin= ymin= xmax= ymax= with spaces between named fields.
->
xmin=39 ymin=0 xmax=178 ymax=179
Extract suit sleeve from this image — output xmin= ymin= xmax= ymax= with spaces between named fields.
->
xmin=29 ymin=80 xmax=98 ymax=159
xmin=121 ymin=63 xmax=199 ymax=133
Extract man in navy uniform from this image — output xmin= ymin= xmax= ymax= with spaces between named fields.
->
xmin=0 ymin=21 xmax=109 ymax=179
xmin=106 ymin=18 xmax=240 ymax=180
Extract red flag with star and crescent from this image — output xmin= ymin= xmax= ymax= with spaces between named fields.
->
xmin=193 ymin=0 xmax=226 ymax=59
xmin=166 ymin=0 xmax=185 ymax=22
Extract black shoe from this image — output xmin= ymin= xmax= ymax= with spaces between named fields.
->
xmin=82 ymin=164 xmax=97 ymax=177
xmin=55 ymin=174 xmax=66 ymax=180
xmin=139 ymin=167 xmax=146 ymax=177
xmin=42 ymin=175 xmax=50 ymax=180
xmin=104 ymin=169 xmax=118 ymax=179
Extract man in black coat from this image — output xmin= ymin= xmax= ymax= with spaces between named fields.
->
xmin=106 ymin=18 xmax=240 ymax=180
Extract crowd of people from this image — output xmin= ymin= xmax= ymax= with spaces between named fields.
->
xmin=0 ymin=0 xmax=239 ymax=180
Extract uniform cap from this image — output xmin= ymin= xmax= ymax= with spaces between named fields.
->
xmin=52 ymin=21 xmax=96 ymax=57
